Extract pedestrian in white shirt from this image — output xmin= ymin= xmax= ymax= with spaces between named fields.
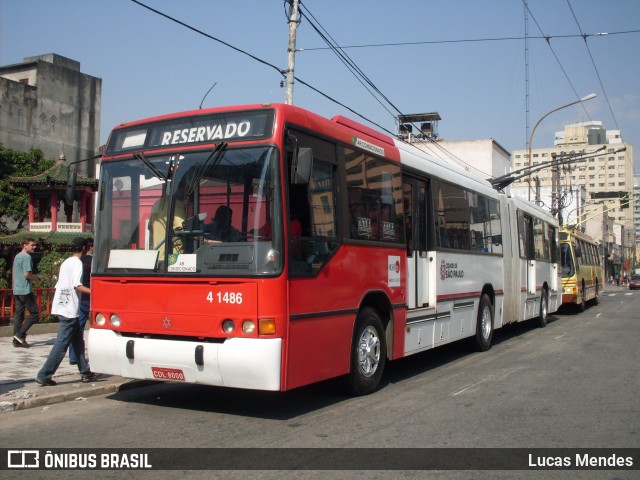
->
xmin=36 ymin=237 xmax=98 ymax=386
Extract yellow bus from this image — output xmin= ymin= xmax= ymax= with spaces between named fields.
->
xmin=559 ymin=228 xmax=602 ymax=311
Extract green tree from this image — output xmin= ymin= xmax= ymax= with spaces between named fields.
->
xmin=0 ymin=144 xmax=55 ymax=234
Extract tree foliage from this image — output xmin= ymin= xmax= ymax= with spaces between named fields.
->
xmin=0 ymin=144 xmax=55 ymax=234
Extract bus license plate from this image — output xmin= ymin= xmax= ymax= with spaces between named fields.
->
xmin=151 ymin=367 xmax=185 ymax=381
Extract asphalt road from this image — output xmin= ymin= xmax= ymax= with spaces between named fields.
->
xmin=2 ymin=288 xmax=638 ymax=479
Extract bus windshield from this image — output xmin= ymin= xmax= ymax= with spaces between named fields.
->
xmin=93 ymin=145 xmax=283 ymax=276
xmin=560 ymin=243 xmax=575 ymax=278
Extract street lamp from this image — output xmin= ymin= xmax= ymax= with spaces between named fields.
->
xmin=527 ymin=93 xmax=597 ymax=203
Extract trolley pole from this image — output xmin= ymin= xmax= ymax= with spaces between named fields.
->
xmin=284 ymin=0 xmax=300 ymax=105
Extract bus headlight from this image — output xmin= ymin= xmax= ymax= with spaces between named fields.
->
xmin=110 ymin=314 xmax=121 ymax=327
xmin=222 ymin=319 xmax=235 ymax=334
xmin=95 ymin=313 xmax=106 ymax=326
xmin=242 ymin=320 xmax=256 ymax=334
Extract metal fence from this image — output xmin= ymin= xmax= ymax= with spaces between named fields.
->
xmin=0 ymin=288 xmax=56 ymax=323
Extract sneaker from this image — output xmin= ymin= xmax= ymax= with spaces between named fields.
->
xmin=81 ymin=372 xmax=100 ymax=383
xmin=13 ymin=336 xmax=29 ymax=348
xmin=69 ymin=361 xmax=77 ymax=365
xmin=35 ymin=377 xmax=57 ymax=387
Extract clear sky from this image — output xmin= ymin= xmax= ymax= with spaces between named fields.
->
xmin=1 ymin=0 xmax=639 ymax=171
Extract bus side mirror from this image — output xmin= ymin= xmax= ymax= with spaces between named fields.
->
xmin=291 ymin=147 xmax=313 ymax=184
xmin=65 ymin=168 xmax=77 ymax=205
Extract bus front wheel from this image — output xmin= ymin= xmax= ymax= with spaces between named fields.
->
xmin=577 ymin=283 xmax=586 ymax=312
xmin=346 ymin=307 xmax=387 ymax=396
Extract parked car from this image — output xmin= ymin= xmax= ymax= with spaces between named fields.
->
xmin=629 ymin=275 xmax=640 ymax=290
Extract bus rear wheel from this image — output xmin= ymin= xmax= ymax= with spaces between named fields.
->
xmin=346 ymin=307 xmax=386 ymax=396
xmin=537 ymin=289 xmax=548 ymax=328
xmin=473 ymin=294 xmax=493 ymax=352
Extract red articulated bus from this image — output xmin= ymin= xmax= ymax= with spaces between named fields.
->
xmin=88 ymin=103 xmax=560 ymax=395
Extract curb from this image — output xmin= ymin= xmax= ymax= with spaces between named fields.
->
xmin=0 ymin=323 xmax=65 ymax=337
xmin=0 ymin=375 xmax=153 ymax=413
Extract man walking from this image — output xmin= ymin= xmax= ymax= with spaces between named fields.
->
xmin=36 ymin=237 xmax=98 ymax=386
xmin=69 ymin=237 xmax=92 ymax=365
xmin=12 ymin=238 xmax=40 ymax=347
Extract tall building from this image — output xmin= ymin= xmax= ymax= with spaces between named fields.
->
xmin=633 ymin=175 xmax=640 ymax=269
xmin=0 ymin=53 xmax=101 ymax=178
xmin=511 ymin=121 xmax=634 ymax=241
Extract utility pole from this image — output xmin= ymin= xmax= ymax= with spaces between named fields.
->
xmin=285 ymin=0 xmax=300 ymax=105
xmin=602 ymin=208 xmax=608 ymax=283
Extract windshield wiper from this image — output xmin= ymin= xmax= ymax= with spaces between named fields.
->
xmin=185 ymin=141 xmax=228 ymax=198
xmin=135 ymin=151 xmax=167 ymax=182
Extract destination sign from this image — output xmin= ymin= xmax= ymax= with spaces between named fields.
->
xmin=105 ymin=109 xmax=275 ymax=155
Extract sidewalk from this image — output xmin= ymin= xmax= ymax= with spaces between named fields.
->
xmin=0 ymin=331 xmax=145 ymax=413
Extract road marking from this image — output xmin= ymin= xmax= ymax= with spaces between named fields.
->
xmin=452 ymin=375 xmax=492 ymax=396
xmin=553 ymin=333 xmax=566 ymax=340
xmin=625 ymin=293 xmax=633 ymax=296
xmin=596 ymin=313 xmax=602 ymax=318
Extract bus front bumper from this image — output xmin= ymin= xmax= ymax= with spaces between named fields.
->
xmin=88 ymin=328 xmax=282 ymax=391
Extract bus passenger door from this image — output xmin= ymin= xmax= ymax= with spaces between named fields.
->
xmin=522 ymin=214 xmax=536 ymax=295
xmin=403 ymin=178 xmax=429 ymax=309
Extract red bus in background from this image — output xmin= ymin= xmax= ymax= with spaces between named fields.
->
xmin=88 ymin=103 xmax=559 ymax=395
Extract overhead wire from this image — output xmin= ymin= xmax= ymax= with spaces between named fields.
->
xmin=521 ymin=0 xmax=593 ymax=120
xmin=129 ymin=0 xmax=389 ymax=134
xmin=565 ymin=0 xmax=623 ymax=138
xmin=295 ymin=1 xmax=487 ymax=175
xmin=298 ymin=29 xmax=639 ymax=51
xmin=297 ymin=2 xmax=398 ymax=119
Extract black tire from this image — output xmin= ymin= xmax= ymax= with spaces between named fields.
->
xmin=346 ymin=307 xmax=386 ymax=396
xmin=537 ymin=289 xmax=548 ymax=328
xmin=592 ymin=281 xmax=600 ymax=305
xmin=473 ymin=294 xmax=493 ymax=352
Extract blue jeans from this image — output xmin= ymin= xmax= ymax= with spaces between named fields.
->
xmin=37 ymin=315 xmax=91 ymax=381
xmin=69 ymin=299 xmax=90 ymax=363
xmin=13 ymin=293 xmax=40 ymax=339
